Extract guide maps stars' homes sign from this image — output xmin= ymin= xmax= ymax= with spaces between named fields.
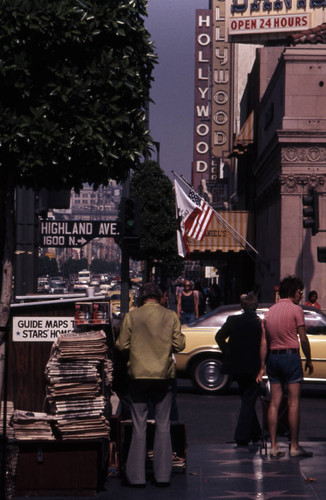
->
xmin=39 ymin=220 xmax=119 ymax=247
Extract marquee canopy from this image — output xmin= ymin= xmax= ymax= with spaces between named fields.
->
xmin=187 ymin=211 xmax=254 ymax=253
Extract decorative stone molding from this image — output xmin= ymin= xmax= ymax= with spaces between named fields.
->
xmin=279 ymin=174 xmax=325 ymax=193
xmin=281 ymin=146 xmax=326 ymax=163
xmin=256 ymin=174 xmax=326 ymax=206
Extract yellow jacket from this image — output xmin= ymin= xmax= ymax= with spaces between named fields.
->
xmin=116 ymin=302 xmax=185 ymax=379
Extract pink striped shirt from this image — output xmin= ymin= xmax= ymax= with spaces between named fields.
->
xmin=264 ymin=298 xmax=304 ymax=350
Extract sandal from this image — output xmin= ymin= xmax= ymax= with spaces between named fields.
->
xmin=290 ymin=447 xmax=313 ymax=458
xmin=270 ymin=448 xmax=285 ymax=457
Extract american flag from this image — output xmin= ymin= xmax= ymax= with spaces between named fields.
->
xmin=187 ymin=189 xmax=214 ymax=241
xmin=174 ymin=181 xmax=214 ymax=257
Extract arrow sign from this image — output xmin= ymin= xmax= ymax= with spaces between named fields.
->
xmin=39 ymin=220 xmax=119 ymax=247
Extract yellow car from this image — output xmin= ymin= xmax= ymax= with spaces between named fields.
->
xmin=175 ymin=304 xmax=326 ymax=394
xmin=109 ymin=293 xmax=136 ymax=319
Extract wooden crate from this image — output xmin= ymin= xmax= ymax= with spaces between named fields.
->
xmin=15 ymin=439 xmax=109 ymax=496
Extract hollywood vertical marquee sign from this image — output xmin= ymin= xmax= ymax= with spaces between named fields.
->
xmin=192 ymin=10 xmax=212 ymax=189
xmin=192 ymin=4 xmax=234 ymax=195
xmin=211 ymin=0 xmax=233 ymax=181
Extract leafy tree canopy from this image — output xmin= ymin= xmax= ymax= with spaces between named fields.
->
xmin=128 ymin=160 xmax=183 ymax=276
xmin=90 ymin=258 xmax=119 ymax=275
xmin=0 ymin=0 xmax=156 ymax=191
xmin=37 ymin=255 xmax=59 ymax=277
xmin=60 ymin=257 xmax=88 ymax=278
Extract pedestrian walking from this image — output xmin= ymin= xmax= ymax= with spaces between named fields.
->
xmin=116 ymin=283 xmax=185 ymax=487
xmin=256 ymin=275 xmax=314 ymax=458
xmin=216 ymin=292 xmax=262 ymax=446
xmin=304 ymin=290 xmax=321 ymax=309
xmin=177 ymin=280 xmax=198 ymax=323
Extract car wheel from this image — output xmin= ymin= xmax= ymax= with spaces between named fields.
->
xmin=191 ymin=357 xmax=229 ymax=394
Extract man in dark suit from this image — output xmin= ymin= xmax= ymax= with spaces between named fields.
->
xmin=216 ymin=292 xmax=262 ymax=446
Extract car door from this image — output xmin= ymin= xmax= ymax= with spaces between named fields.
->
xmin=302 ymin=308 xmax=326 ymax=380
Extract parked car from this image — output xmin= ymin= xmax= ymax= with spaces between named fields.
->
xmin=109 ymin=293 xmax=135 ymax=319
xmin=37 ymin=277 xmax=50 ymax=293
xmin=73 ymin=281 xmax=88 ymax=292
xmin=175 ymin=304 xmax=326 ymax=394
xmin=49 ymin=278 xmax=68 ymax=294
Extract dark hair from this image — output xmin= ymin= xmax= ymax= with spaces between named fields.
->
xmin=279 ymin=275 xmax=303 ymax=299
xmin=139 ymin=282 xmax=162 ymax=304
xmin=240 ymin=292 xmax=258 ymax=311
xmin=308 ymin=290 xmax=318 ymax=301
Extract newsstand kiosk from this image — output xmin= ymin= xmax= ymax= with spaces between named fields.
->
xmin=4 ymin=297 xmax=112 ymax=497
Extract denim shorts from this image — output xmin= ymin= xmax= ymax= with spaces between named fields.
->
xmin=266 ymin=351 xmax=303 ymax=384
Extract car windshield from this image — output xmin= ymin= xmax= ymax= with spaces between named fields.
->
xmin=110 ymin=294 xmax=120 ymax=300
xmin=186 ymin=305 xmax=244 ymax=328
xmin=304 ymin=307 xmax=326 ymax=334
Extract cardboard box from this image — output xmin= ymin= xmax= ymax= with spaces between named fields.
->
xmin=75 ymin=302 xmax=93 ymax=325
xmin=93 ymin=302 xmax=109 ymax=324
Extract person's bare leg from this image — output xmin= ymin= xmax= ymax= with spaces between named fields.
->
xmin=268 ymin=383 xmax=283 ymax=452
xmin=287 ymin=382 xmax=301 ymax=451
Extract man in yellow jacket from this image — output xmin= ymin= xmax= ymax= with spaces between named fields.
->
xmin=116 ymin=282 xmax=185 ymax=488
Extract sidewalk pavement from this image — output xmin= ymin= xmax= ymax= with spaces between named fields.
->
xmin=14 ymin=438 xmax=325 ymax=499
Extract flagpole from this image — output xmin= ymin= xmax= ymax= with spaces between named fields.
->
xmin=172 ymin=171 xmax=259 ymax=256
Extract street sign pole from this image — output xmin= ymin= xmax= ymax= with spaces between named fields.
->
xmin=16 ymin=187 xmax=38 ymax=295
xmin=120 ymin=177 xmax=130 ymax=316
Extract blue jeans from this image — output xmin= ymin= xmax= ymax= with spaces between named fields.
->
xmin=181 ymin=311 xmax=196 ymax=324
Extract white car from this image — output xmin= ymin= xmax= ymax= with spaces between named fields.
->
xmin=49 ymin=278 xmax=68 ymax=294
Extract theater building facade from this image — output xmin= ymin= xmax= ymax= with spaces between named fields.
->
xmin=238 ymin=30 xmax=326 ymax=306
xmin=190 ymin=1 xmax=326 ymax=305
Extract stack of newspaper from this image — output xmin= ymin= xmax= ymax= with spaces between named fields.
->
xmin=54 ymin=330 xmax=109 ymax=361
xmin=45 ymin=330 xmax=111 ymax=440
xmin=12 ymin=410 xmax=56 ymax=440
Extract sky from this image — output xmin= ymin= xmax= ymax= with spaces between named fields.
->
xmin=145 ymin=0 xmax=208 ymax=183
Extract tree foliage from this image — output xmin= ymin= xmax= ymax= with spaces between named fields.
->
xmin=60 ymin=257 xmax=88 ymax=278
xmin=37 ymin=256 xmax=59 ymax=277
xmin=128 ymin=160 xmax=183 ymax=278
xmin=90 ymin=258 xmax=119 ymax=275
xmin=0 ymin=0 xmax=156 ymax=191
xmin=0 ymin=0 xmax=156 ymax=395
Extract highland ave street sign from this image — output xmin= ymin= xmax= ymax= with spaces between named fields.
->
xmin=39 ymin=220 xmax=119 ymax=247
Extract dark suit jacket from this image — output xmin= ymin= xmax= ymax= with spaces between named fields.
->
xmin=215 ymin=310 xmax=262 ymax=376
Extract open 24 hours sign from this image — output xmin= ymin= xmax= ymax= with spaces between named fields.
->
xmin=13 ymin=317 xmax=75 ymax=342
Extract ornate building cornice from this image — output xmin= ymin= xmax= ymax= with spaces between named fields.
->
xmin=281 ymin=145 xmax=326 ymax=164
xmin=279 ymin=174 xmax=325 ymax=193
xmin=256 ymin=173 xmax=325 ymax=208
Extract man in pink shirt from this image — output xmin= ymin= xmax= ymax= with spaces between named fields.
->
xmin=257 ymin=276 xmax=313 ymax=458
